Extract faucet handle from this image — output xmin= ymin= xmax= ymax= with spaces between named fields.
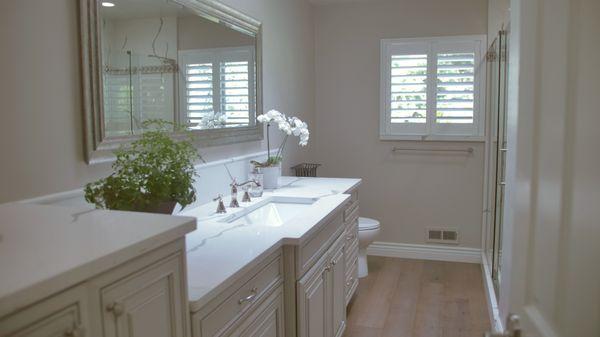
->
xmin=214 ymin=195 xmax=227 ymax=214
xmin=242 ymin=185 xmax=252 ymax=203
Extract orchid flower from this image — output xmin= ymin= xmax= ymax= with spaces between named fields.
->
xmin=254 ymin=110 xmax=310 ymax=167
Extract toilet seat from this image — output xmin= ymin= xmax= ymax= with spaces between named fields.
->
xmin=358 ymin=217 xmax=380 ymax=231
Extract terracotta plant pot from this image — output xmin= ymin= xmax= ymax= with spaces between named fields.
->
xmin=142 ymin=201 xmax=177 ymax=215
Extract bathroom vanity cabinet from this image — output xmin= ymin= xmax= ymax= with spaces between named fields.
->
xmin=0 ymin=240 xmax=191 ymax=337
xmin=187 ymin=179 xmax=361 ymax=337
xmin=190 ymin=210 xmax=349 ymax=337
xmin=0 ymin=204 xmax=196 ymax=337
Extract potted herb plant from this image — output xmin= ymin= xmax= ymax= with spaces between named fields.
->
xmin=252 ymin=110 xmax=309 ymax=189
xmin=84 ymin=120 xmax=202 ymax=214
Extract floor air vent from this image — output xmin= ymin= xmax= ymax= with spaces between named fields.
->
xmin=427 ymin=228 xmax=459 ymax=244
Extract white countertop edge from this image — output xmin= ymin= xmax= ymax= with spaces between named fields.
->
xmin=0 ymin=218 xmax=196 ymax=318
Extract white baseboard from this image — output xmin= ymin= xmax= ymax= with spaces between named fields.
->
xmin=367 ymin=241 xmax=482 ymax=264
xmin=481 ymin=252 xmax=504 ymax=332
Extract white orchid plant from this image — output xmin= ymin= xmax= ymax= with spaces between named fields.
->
xmin=252 ymin=110 xmax=310 ymax=168
xmin=199 ymin=112 xmax=227 ymax=129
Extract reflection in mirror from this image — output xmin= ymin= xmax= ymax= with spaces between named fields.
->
xmin=99 ymin=0 xmax=257 ymax=137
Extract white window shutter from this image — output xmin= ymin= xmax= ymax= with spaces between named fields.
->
xmin=220 ymin=61 xmax=250 ymax=126
xmin=381 ymin=41 xmax=429 ymax=138
xmin=380 ymin=36 xmax=486 ymax=140
xmin=431 ymin=38 xmax=484 ymax=137
xmin=183 ymin=62 xmax=214 ymax=128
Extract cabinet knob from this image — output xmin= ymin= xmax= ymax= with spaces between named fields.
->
xmin=64 ymin=326 xmax=84 ymax=337
xmin=106 ymin=301 xmax=124 ymax=317
xmin=346 ymin=277 xmax=354 ymax=286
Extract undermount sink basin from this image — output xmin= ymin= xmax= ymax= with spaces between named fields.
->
xmin=220 ymin=196 xmax=317 ymax=227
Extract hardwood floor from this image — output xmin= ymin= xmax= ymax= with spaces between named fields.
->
xmin=344 ymin=256 xmax=490 ymax=337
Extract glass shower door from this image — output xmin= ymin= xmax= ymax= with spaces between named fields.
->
xmin=491 ymin=28 xmax=509 ymax=293
xmin=484 ymin=27 xmax=510 ymax=295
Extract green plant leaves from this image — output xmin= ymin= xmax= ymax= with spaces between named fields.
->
xmin=84 ymin=119 xmax=201 ymax=212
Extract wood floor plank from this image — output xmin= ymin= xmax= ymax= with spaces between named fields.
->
xmin=412 ymin=280 xmax=444 ymax=337
xmin=352 ymin=257 xmax=403 ymax=328
xmin=344 ymin=257 xmax=490 ymax=337
xmin=343 ymin=325 xmax=383 ymax=337
xmin=381 ymin=259 xmax=423 ymax=337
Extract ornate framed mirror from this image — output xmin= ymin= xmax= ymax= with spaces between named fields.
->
xmin=80 ymin=0 xmax=263 ymax=163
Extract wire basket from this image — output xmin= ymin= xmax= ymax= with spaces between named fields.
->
xmin=291 ymin=163 xmax=321 ymax=177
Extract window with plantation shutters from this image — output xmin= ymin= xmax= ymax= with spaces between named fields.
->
xmin=179 ymin=47 xmax=255 ymax=129
xmin=380 ymin=36 xmax=486 ymax=140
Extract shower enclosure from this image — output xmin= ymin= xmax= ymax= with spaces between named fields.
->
xmin=103 ymin=50 xmax=177 ymax=137
xmin=483 ymin=27 xmax=510 ymax=295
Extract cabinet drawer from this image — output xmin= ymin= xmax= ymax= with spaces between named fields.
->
xmin=196 ymin=254 xmax=282 ymax=337
xmin=344 ymin=217 xmax=358 ymax=245
xmin=343 ymin=203 xmax=359 ymax=225
xmin=345 ymin=237 xmax=358 ymax=271
xmin=0 ymin=285 xmax=88 ymax=337
xmin=99 ymin=252 xmax=187 ymax=337
xmin=222 ymin=286 xmax=284 ymax=337
xmin=296 ymin=212 xmax=344 ymax=278
xmin=343 ymin=191 xmax=359 ymax=223
xmin=345 ymin=260 xmax=358 ymax=305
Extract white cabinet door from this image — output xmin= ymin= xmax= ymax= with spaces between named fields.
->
xmin=297 ymin=234 xmax=347 ymax=337
xmin=100 ymin=255 xmax=186 ymax=337
xmin=297 ymin=256 xmax=329 ymax=337
xmin=0 ymin=285 xmax=88 ymax=337
xmin=330 ymin=241 xmax=346 ymax=337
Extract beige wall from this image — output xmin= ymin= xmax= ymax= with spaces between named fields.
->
xmin=488 ymin=0 xmax=510 ymax=45
xmin=178 ymin=16 xmax=254 ymax=50
xmin=313 ymin=0 xmax=488 ymax=248
xmin=0 ymin=0 xmax=315 ymax=203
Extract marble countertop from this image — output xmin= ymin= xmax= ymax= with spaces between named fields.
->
xmin=181 ymin=176 xmax=361 ymax=311
xmin=0 ymin=203 xmax=196 ymax=318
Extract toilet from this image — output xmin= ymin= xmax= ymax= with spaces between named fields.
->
xmin=357 ymin=217 xmax=380 ymax=278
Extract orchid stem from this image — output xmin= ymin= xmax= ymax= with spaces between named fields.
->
xmin=266 ymin=122 xmax=271 ymax=160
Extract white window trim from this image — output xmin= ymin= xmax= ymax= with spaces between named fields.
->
xmin=380 ymin=35 xmax=487 ymax=142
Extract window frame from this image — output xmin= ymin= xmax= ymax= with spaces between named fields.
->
xmin=380 ymin=35 xmax=487 ymax=141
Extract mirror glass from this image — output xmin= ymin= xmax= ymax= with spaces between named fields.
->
xmin=99 ymin=0 xmax=257 ymax=137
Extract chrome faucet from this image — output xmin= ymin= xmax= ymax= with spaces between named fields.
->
xmin=229 ymin=179 xmax=260 ymax=206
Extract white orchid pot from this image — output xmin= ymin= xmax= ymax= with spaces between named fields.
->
xmin=261 ymin=164 xmax=281 ymax=189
